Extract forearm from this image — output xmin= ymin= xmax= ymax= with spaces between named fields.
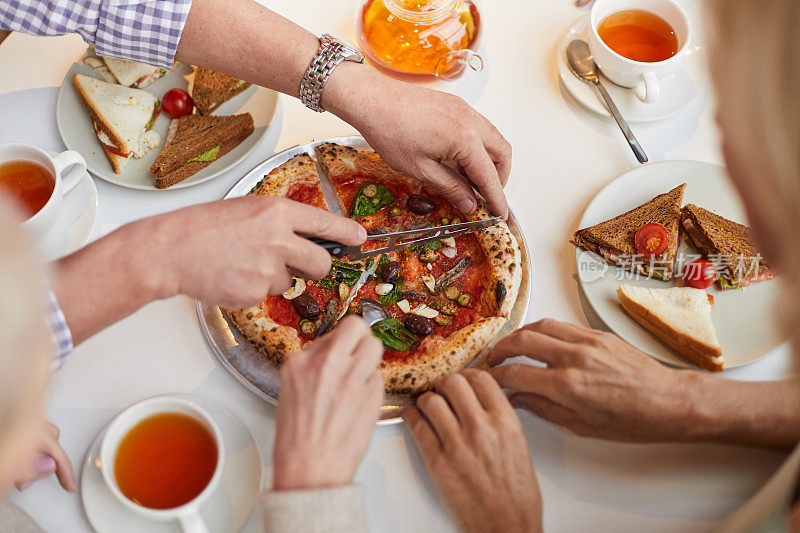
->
xmin=685 ymin=373 xmax=800 ymax=450
xmin=50 ymin=219 xmax=168 ymax=345
xmin=174 ymin=0 xmax=383 ymax=124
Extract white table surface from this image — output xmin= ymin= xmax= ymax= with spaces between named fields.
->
xmin=1 ymin=1 xmax=795 ymax=531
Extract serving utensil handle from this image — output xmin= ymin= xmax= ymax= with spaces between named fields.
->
xmin=308 ymin=237 xmax=349 ymax=258
xmin=593 ymin=81 xmax=648 ymax=164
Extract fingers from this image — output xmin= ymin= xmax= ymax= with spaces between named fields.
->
xmin=416 ymin=392 xmax=461 ymax=446
xmin=347 ymin=333 xmax=383 ymax=385
xmin=481 ymin=126 xmax=512 ymax=188
xmin=453 ymin=137 xmax=508 ymax=219
xmin=486 ymin=364 xmax=565 ymax=401
xmin=488 ymin=328 xmax=581 ymax=368
xmin=402 ymin=405 xmax=443 ymax=454
xmin=288 ymin=201 xmax=367 ymax=245
xmin=418 ymin=159 xmax=479 ymax=215
xmin=435 ymin=374 xmax=485 ymax=425
xmin=46 ymin=440 xmax=76 ymax=492
xmin=15 ymin=455 xmax=55 ymax=491
xmin=284 ymin=235 xmax=333 ymax=280
xmin=523 ymin=319 xmax=597 ymax=344
xmin=510 ymin=392 xmax=578 ymax=429
xmin=460 ymin=369 xmax=512 ymax=413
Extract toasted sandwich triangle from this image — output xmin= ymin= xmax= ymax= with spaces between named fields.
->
xmin=571 ymin=184 xmax=685 ymax=279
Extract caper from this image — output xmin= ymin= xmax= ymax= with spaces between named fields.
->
xmin=338 ymin=282 xmax=351 ymax=301
xmin=407 ymin=194 xmax=436 ymax=215
xmin=438 ymin=299 xmax=459 ymax=316
xmin=292 ymin=293 xmax=321 ymax=319
xmin=405 ymin=314 xmax=434 ymax=337
xmin=443 ymin=285 xmax=461 ymax=300
xmin=439 ymin=217 xmax=450 ymax=225
xmin=299 ymin=320 xmax=316 ymax=336
xmin=380 ymin=261 xmax=400 ymax=282
xmin=451 ymin=216 xmax=462 ymax=224
xmin=457 ymin=293 xmax=472 ymax=307
xmin=419 ymin=249 xmax=438 ymax=263
xmin=362 ymin=183 xmax=378 ymax=198
xmin=389 ymin=206 xmax=402 ymax=217
xmin=434 ymin=314 xmax=453 ymax=326
xmin=348 ymin=300 xmax=362 ymax=315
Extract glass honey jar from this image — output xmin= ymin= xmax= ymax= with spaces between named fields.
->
xmin=357 ymin=0 xmax=482 ymax=80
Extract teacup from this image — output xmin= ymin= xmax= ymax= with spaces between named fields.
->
xmin=0 ymin=144 xmax=86 ymax=237
xmin=100 ymin=397 xmax=225 ymax=533
xmin=588 ymin=0 xmax=691 ymax=103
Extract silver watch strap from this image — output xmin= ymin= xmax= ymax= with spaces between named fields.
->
xmin=300 ymin=36 xmax=349 ymax=113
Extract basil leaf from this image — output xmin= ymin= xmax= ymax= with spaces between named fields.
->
xmin=319 ymin=259 xmax=364 ymax=289
xmin=410 ymin=240 xmax=443 ymax=253
xmin=351 ymin=184 xmax=395 ymax=217
xmin=378 ymin=280 xmax=404 ymax=305
xmin=372 ymin=318 xmax=419 ymax=351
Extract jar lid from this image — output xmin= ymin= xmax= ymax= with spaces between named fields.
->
xmin=384 ymin=0 xmax=459 ymax=24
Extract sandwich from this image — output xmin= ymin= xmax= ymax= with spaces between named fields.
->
xmin=101 ymin=56 xmax=169 ymax=88
xmin=149 ymin=113 xmax=254 ymax=188
xmin=681 ymin=204 xmax=775 ymax=290
xmin=571 ymin=184 xmax=686 ymax=280
xmin=72 ymin=73 xmax=162 ymax=174
xmin=617 ymin=284 xmax=723 ymax=372
xmin=191 ymin=67 xmax=251 ymax=115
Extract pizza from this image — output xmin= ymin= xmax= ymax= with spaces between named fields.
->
xmin=228 ymin=143 xmax=522 ymax=395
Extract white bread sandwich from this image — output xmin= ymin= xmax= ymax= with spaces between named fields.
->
xmin=72 ymin=73 xmax=162 ymax=173
xmin=617 ymin=284 xmax=723 ymax=372
xmin=101 ymin=56 xmax=169 ymax=88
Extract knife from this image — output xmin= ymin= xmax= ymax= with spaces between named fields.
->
xmin=310 ymin=217 xmax=502 ymax=260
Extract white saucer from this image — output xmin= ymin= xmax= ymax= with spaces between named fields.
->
xmin=39 ymin=153 xmax=98 ymax=261
xmin=56 ymin=52 xmax=279 ymax=190
xmin=576 ymin=160 xmax=782 ymax=370
xmin=81 ymin=394 xmax=262 ymax=533
xmin=557 ymin=16 xmax=707 ymax=122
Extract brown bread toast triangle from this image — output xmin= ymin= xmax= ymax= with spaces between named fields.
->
xmin=150 ymin=113 xmax=254 ymax=189
xmin=680 ymin=204 xmax=775 ymax=289
xmin=191 ymin=67 xmax=251 ymax=115
xmin=570 ymin=184 xmax=685 ymax=280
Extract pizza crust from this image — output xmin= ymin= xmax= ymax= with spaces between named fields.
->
xmin=227 ymin=307 xmax=304 ymax=365
xmin=248 ymin=153 xmax=325 ymax=201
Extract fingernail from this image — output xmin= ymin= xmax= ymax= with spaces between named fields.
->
xmin=18 ymin=481 xmax=31 ymax=491
xmin=356 ymin=224 xmax=367 ymax=242
xmin=33 ymin=456 xmax=55 ymax=475
xmin=457 ymin=198 xmax=476 ymax=213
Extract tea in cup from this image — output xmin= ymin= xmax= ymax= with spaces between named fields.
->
xmin=588 ymin=0 xmax=691 ymax=103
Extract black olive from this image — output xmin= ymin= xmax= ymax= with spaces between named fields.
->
xmin=292 ymin=293 xmax=321 ymax=319
xmin=380 ymin=261 xmax=400 ymax=282
xmin=407 ymin=194 xmax=437 ymax=215
xmin=405 ymin=314 xmax=434 ymax=337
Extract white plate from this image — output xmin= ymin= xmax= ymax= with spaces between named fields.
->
xmin=39 ymin=153 xmax=98 ymax=261
xmin=81 ymin=393 xmax=262 ymax=533
xmin=56 ymin=54 xmax=279 ymax=190
xmin=576 ymin=160 xmax=782 ymax=370
xmin=557 ymin=16 xmax=706 ymax=123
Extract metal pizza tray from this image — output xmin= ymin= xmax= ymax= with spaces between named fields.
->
xmin=197 ymin=135 xmax=532 ymax=424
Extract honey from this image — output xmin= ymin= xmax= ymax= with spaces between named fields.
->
xmin=358 ymin=0 xmax=481 ymax=79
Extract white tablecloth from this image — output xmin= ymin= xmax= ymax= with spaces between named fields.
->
xmin=0 ymin=1 xmax=795 ymax=531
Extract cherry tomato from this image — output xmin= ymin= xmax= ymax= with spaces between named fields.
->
xmin=684 ymin=258 xmax=717 ymax=289
xmin=634 ymin=223 xmax=669 ymax=256
xmin=162 ymin=88 xmax=193 ymax=119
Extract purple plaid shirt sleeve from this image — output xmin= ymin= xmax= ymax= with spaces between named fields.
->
xmin=0 ymin=0 xmax=193 ymax=68
xmin=45 ymin=291 xmax=73 ymax=370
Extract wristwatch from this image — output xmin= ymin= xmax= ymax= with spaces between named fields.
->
xmin=300 ymin=34 xmax=365 ymax=113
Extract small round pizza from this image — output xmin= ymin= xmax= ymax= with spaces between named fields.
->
xmin=228 ymin=144 xmax=522 ymax=395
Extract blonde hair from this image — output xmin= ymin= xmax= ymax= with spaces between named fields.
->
xmin=707 ymin=1 xmax=800 ymax=349
xmin=0 ymin=200 xmax=48 ymax=436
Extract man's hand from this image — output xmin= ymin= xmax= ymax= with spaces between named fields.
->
xmin=15 ymin=422 xmax=75 ymax=492
xmin=273 ymin=317 xmax=384 ymax=491
xmin=403 ymin=370 xmax=542 ymax=533
xmin=327 ymin=67 xmax=512 ymax=218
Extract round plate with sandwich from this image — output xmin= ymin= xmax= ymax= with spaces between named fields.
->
xmin=56 ymin=49 xmax=279 ymax=190
xmin=572 ymin=160 xmax=782 ymax=371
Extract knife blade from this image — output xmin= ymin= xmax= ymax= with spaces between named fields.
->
xmin=309 ymin=217 xmax=502 ymax=260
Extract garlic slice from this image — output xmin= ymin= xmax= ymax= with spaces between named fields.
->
xmin=411 ymin=304 xmax=439 ymax=319
xmin=282 ymin=278 xmax=306 ymax=300
xmin=426 ymin=263 xmax=433 ymax=270
xmin=397 ymin=299 xmax=411 ymax=313
xmin=441 ymin=237 xmax=457 ymax=248
xmin=375 ymin=283 xmax=394 ymax=296
xmin=442 ymin=247 xmax=457 ymax=258
xmin=422 ymin=273 xmax=436 ymax=293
